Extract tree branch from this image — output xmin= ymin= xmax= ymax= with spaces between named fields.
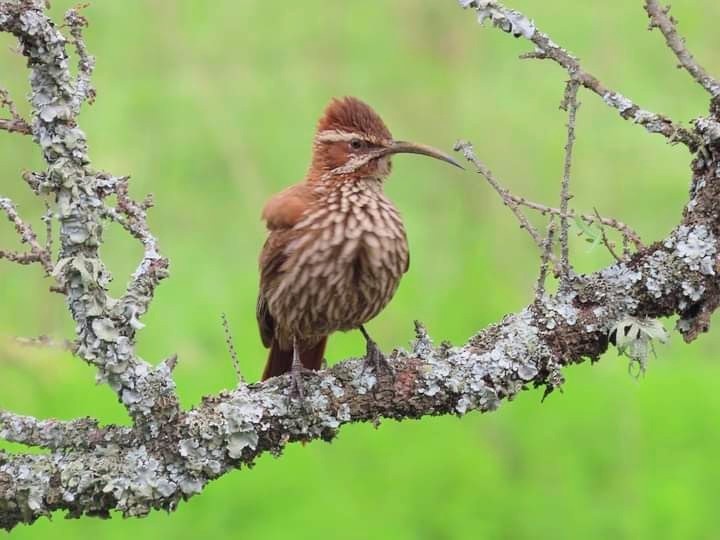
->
xmin=453 ymin=140 xmax=644 ymax=258
xmin=516 ymin=198 xmax=645 ymax=251
xmin=453 ymin=140 xmax=547 ymax=252
xmin=0 ymin=1 xmax=178 ymax=428
xmin=558 ymin=80 xmax=580 ymax=283
xmin=0 ymin=411 xmax=131 ymax=451
xmin=593 ymin=208 xmax=623 ymax=263
xmin=643 ymin=0 xmax=720 ymax=99
xmin=0 ymin=118 xmax=31 ymax=135
xmin=534 ymin=218 xmax=556 ymax=302
xmin=2 ymin=200 xmax=719 ymax=527
xmin=0 ymin=88 xmax=31 ymax=135
xmin=0 ymin=196 xmax=53 ymax=273
xmin=458 ymin=0 xmax=701 ymax=150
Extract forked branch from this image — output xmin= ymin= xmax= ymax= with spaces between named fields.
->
xmin=0 ymin=88 xmax=31 ymax=135
xmin=458 ymin=0 xmax=701 ymax=150
xmin=0 ymin=197 xmax=53 ymax=273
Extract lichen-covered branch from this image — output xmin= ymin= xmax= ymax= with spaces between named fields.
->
xmin=458 ymin=0 xmax=701 ymax=150
xmin=0 ymin=411 xmax=132 ymax=451
xmin=1 ymin=0 xmax=720 ymax=532
xmin=0 ymin=0 xmax=177 ymax=427
xmin=2 ymin=199 xmax=719 ymax=528
xmin=103 ymin=177 xmax=170 ymax=331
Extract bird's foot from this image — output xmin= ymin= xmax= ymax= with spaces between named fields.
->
xmin=289 ymin=366 xmax=306 ymax=403
xmin=289 ymin=366 xmax=321 ymax=411
xmin=288 ymin=339 xmax=314 ymax=408
xmin=362 ymin=338 xmax=393 ymax=378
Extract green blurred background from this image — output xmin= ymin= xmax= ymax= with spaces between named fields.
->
xmin=1 ymin=1 xmax=720 ymax=538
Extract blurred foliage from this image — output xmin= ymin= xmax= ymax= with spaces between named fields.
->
xmin=1 ymin=0 xmax=719 ymax=538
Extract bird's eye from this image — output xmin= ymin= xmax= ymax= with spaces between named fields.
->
xmin=350 ymin=139 xmax=364 ymax=150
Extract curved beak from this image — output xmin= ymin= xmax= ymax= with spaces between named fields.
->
xmin=383 ymin=140 xmax=464 ymax=170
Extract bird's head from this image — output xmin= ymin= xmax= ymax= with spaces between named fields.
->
xmin=309 ymin=96 xmax=462 ymax=181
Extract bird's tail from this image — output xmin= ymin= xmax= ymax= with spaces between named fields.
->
xmin=261 ymin=337 xmax=327 ymax=380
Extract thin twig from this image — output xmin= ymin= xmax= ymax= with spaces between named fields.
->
xmin=0 ymin=117 xmax=31 ymax=134
xmin=453 ymin=140 xmax=644 ymax=255
xmin=622 ymin=234 xmax=630 ymax=259
xmin=42 ymin=201 xmax=52 ymax=257
xmin=221 ymin=313 xmax=243 ymax=384
xmin=534 ymin=218 xmax=556 ymax=303
xmin=0 ymin=88 xmax=31 ymax=135
xmin=593 ymin=208 xmax=622 ymax=262
xmin=458 ymin=0 xmax=700 ymax=150
xmin=454 ymin=140 xmax=546 ymax=251
xmin=0 ymin=196 xmax=53 ymax=273
xmin=644 ymin=0 xmax=720 ymax=99
xmin=65 ymin=5 xmax=96 ymax=105
xmin=107 ymin=176 xmax=169 ymax=326
xmin=0 ymin=88 xmax=20 ymax=117
xmin=514 ymin=199 xmax=644 ymax=251
xmin=559 ymin=80 xmax=580 ymax=285
xmin=15 ymin=334 xmax=77 ymax=354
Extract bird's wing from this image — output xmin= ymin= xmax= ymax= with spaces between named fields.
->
xmin=256 ymin=287 xmax=275 ymax=349
xmin=261 ymin=183 xmax=318 ymax=231
xmin=256 ymin=183 xmax=318 ymax=348
xmin=256 ymin=231 xmax=296 ymax=348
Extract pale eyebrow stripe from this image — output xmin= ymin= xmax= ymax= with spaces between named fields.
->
xmin=315 ymin=130 xmax=387 ymax=146
xmin=315 ymin=130 xmax=357 ymax=143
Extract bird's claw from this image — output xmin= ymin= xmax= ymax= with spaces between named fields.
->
xmin=289 ymin=364 xmax=318 ymax=411
xmin=363 ymin=339 xmax=393 ymax=378
xmin=287 ymin=338 xmax=312 ymax=409
xmin=290 ymin=368 xmax=306 ymax=402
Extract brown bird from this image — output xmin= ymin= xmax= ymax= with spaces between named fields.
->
xmin=257 ymin=96 xmax=461 ymax=393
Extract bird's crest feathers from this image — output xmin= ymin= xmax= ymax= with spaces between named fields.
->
xmin=316 ymin=96 xmax=392 ymax=143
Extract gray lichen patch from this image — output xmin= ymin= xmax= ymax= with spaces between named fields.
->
xmin=670 ymin=224 xmax=716 ymax=276
xmin=419 ymin=310 xmax=557 ymax=415
xmin=603 ymin=92 xmax=633 ymax=113
xmin=0 ymin=413 xmax=130 ymax=451
xmin=642 ymin=250 xmax=672 ymax=299
xmin=538 ymin=290 xmax=579 ymax=330
xmin=694 ymin=117 xmax=720 ymax=143
xmin=458 ymin=0 xmax=536 ymax=38
xmin=600 ymin=263 xmax=642 ymax=292
xmin=596 ymin=262 xmax=643 ymax=315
